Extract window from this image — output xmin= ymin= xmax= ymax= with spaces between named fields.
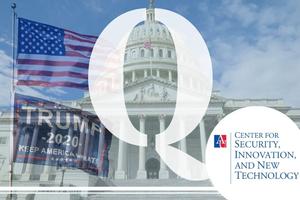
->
xmin=0 ymin=137 xmax=7 ymax=144
xmin=141 ymin=49 xmax=145 ymax=57
xmin=157 ymin=28 xmax=160 ymax=35
xmin=124 ymin=53 xmax=127 ymax=61
xmin=131 ymin=50 xmax=136 ymax=58
xmin=150 ymin=49 xmax=154 ymax=57
xmin=168 ymin=50 xmax=172 ymax=58
xmin=159 ymin=49 xmax=163 ymax=58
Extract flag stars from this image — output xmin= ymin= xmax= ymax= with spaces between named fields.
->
xmin=18 ymin=19 xmax=65 ymax=55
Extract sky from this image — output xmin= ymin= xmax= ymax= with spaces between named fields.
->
xmin=0 ymin=0 xmax=299 ymax=109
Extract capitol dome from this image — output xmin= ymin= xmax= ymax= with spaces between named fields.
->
xmin=123 ymin=1 xmax=177 ymax=86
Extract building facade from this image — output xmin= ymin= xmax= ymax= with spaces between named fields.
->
xmin=0 ymin=1 xmax=300 ymax=198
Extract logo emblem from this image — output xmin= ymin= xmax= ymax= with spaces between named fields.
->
xmin=214 ymin=135 xmax=227 ymax=148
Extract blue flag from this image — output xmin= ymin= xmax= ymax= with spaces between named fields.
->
xmin=13 ymin=93 xmax=112 ymax=177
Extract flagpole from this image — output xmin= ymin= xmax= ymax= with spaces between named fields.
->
xmin=9 ymin=2 xmax=17 ymax=197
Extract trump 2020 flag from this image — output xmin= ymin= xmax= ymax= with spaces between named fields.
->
xmin=17 ymin=18 xmax=97 ymax=90
xmin=13 ymin=93 xmax=112 ymax=177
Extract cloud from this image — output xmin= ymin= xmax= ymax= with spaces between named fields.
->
xmin=216 ymin=37 xmax=300 ymax=106
xmin=220 ymin=0 xmax=258 ymax=27
xmin=174 ymin=4 xmax=190 ymax=16
xmin=0 ymin=37 xmax=12 ymax=47
xmin=0 ymin=50 xmax=12 ymax=108
xmin=82 ymin=0 xmax=104 ymax=14
xmin=204 ymin=0 xmax=300 ymax=107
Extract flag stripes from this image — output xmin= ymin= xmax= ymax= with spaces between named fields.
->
xmin=17 ymin=18 xmax=97 ymax=90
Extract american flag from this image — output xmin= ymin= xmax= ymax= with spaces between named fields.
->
xmin=16 ymin=18 xmax=97 ymax=90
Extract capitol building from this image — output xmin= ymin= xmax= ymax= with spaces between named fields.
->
xmin=0 ymin=1 xmax=300 ymax=200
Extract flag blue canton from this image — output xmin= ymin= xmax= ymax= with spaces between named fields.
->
xmin=18 ymin=18 xmax=65 ymax=56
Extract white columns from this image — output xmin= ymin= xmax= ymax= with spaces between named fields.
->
xmin=199 ymin=120 xmax=207 ymax=162
xmin=115 ymin=120 xmax=127 ymax=179
xmin=97 ymin=124 xmax=105 ymax=177
xmin=82 ymin=130 xmax=91 ymax=169
xmin=20 ymin=125 xmax=39 ymax=180
xmin=132 ymin=70 xmax=136 ymax=82
xmin=137 ymin=115 xmax=147 ymax=179
xmin=216 ymin=114 xmax=224 ymax=123
xmin=159 ymin=115 xmax=169 ymax=179
xmin=24 ymin=124 xmax=39 ymax=174
xmin=21 ymin=130 xmax=31 ymax=174
xmin=177 ymin=119 xmax=187 ymax=179
xmin=156 ymin=69 xmax=160 ymax=78
xmin=144 ymin=69 xmax=148 ymax=78
xmin=168 ymin=70 xmax=172 ymax=82
xmin=77 ymin=124 xmax=86 ymax=165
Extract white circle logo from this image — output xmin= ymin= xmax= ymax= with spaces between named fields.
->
xmin=206 ymin=106 xmax=300 ymax=200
